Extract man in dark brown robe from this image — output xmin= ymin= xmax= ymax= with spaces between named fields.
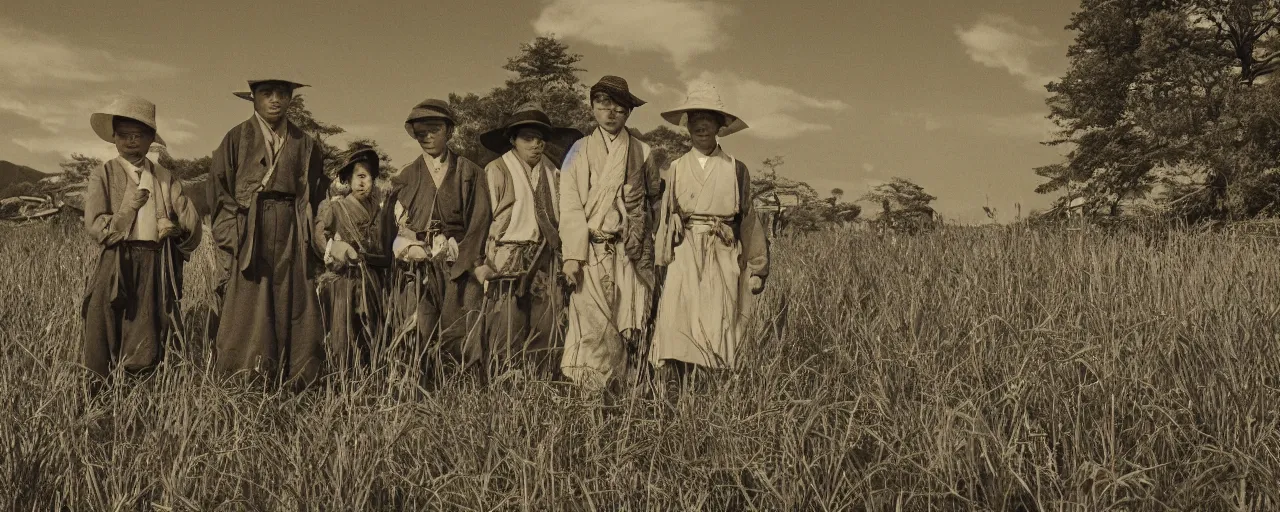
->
xmin=208 ymin=78 xmax=330 ymax=389
xmin=384 ymin=98 xmax=491 ymax=379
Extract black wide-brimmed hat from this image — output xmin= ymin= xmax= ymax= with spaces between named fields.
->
xmin=336 ymin=147 xmax=381 ymax=183
xmin=233 ymin=77 xmax=309 ymax=101
xmin=589 ymin=75 xmax=646 ymax=109
xmin=479 ymin=102 xmax=584 ymax=154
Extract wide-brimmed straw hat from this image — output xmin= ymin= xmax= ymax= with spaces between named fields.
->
xmin=232 ymin=78 xmax=309 ymax=101
xmin=336 ymin=147 xmax=381 ymax=183
xmin=403 ymin=98 xmax=457 ymax=138
xmin=660 ymin=81 xmax=748 ymax=137
xmin=89 ymin=94 xmax=166 ymax=146
xmin=589 ymin=75 xmax=646 ymax=109
xmin=479 ymin=102 xmax=584 ymax=154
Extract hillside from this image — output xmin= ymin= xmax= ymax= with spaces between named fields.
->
xmin=0 ymin=160 xmax=50 ymax=198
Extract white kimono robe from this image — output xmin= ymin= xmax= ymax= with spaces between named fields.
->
xmin=652 ymin=147 xmax=769 ymax=369
xmin=558 ymin=128 xmax=652 ymax=390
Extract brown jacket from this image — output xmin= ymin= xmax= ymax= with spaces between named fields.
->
xmin=207 ymin=117 xmax=329 ymax=275
xmin=83 ymin=157 xmax=203 ymax=255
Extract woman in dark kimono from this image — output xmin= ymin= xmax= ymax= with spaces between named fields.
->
xmin=314 ymin=147 xmax=393 ymax=373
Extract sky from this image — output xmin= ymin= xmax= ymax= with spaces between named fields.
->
xmin=0 ymin=0 xmax=1079 ymax=223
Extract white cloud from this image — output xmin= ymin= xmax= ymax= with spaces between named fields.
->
xmin=533 ymin=0 xmax=735 ymax=66
xmin=13 ymin=135 xmax=117 ymax=160
xmin=861 ymin=162 xmax=876 ymax=174
xmin=977 ymin=112 xmax=1055 ymax=140
xmin=659 ymin=71 xmax=848 ymax=140
xmin=955 ymin=14 xmax=1056 ymax=92
xmin=890 ymin=111 xmax=945 ymax=132
xmin=0 ymin=18 xmax=179 ymax=89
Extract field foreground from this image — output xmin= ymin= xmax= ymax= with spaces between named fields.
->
xmin=1 ymin=220 xmax=1278 ymax=510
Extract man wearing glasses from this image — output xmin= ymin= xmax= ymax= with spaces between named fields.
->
xmin=558 ymin=75 xmax=662 ymax=392
xmin=384 ymin=98 xmax=491 ymax=383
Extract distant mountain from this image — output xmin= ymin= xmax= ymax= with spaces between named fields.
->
xmin=0 ymin=160 xmax=52 ymax=198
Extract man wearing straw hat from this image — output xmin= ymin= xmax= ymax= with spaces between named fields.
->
xmin=383 ymin=98 xmax=491 ymax=381
xmin=558 ymin=75 xmax=662 ymax=392
xmin=651 ymin=82 xmax=770 ymax=387
xmin=81 ymin=94 xmax=203 ymax=384
xmin=208 ymin=78 xmax=330 ymax=389
xmin=475 ymin=102 xmax=583 ymax=377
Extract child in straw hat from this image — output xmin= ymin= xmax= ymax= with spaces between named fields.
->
xmin=81 ymin=94 xmax=203 ymax=385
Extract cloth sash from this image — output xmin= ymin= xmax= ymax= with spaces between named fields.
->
xmin=583 ymin=128 xmax=629 ymax=234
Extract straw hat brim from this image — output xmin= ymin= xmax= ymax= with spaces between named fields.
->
xmin=660 ymin=107 xmax=748 ymax=137
xmin=89 ymin=113 xmax=166 ymax=146
xmin=480 ymin=120 xmax=583 ymax=155
xmin=336 ymin=148 xmax=381 ymax=182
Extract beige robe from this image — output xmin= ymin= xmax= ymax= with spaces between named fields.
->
xmin=558 ymin=128 xmax=652 ymax=390
xmin=652 ymin=148 xmax=769 ymax=369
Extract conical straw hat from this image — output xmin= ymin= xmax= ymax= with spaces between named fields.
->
xmin=660 ymin=81 xmax=748 ymax=137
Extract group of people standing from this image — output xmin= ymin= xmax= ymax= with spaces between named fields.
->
xmin=79 ymin=74 xmax=770 ymax=394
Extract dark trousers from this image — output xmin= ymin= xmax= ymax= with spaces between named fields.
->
xmin=214 ymin=196 xmax=324 ymax=389
xmin=82 ymin=241 xmax=166 ymax=380
xmin=483 ymin=271 xmax=565 ymax=378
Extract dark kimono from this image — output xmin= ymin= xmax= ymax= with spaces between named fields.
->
xmin=481 ymin=153 xmax=566 ymax=376
xmin=314 ymin=193 xmax=393 ymax=371
xmin=81 ymin=158 xmax=202 ymax=380
xmin=383 ymin=152 xmax=491 ymax=371
xmin=208 ymin=117 xmax=329 ymax=388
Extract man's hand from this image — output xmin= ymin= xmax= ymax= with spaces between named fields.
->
xmin=473 ymin=264 xmax=496 ymax=283
xmin=331 ymin=240 xmax=359 ymax=267
xmin=562 ymin=259 xmax=583 ymax=288
xmin=749 ymin=275 xmax=764 ymax=294
xmin=156 ymin=218 xmax=180 ymax=240
xmin=401 ymin=245 xmax=428 ymax=263
xmin=125 ymin=188 xmax=150 ymax=211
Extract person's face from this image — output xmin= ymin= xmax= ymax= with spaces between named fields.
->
xmin=252 ymin=82 xmax=294 ymax=124
xmin=511 ymin=127 xmax=546 ymax=166
xmin=348 ymin=163 xmax=374 ymax=201
xmin=112 ymin=118 xmax=155 ymax=161
xmin=591 ymin=95 xmax=630 ymax=134
xmin=411 ymin=119 xmax=452 ymax=157
xmin=688 ymin=111 xmax=723 ymax=153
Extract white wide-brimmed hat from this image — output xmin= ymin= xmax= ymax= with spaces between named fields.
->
xmin=89 ymin=94 xmax=166 ymax=146
xmin=660 ymin=82 xmax=748 ymax=137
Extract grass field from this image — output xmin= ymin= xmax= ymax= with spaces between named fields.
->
xmin=1 ymin=218 xmax=1278 ymax=510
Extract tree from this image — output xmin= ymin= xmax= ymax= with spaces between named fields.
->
xmin=449 ymin=36 xmax=595 ymax=167
xmin=288 ymin=95 xmax=349 ymax=178
xmin=862 ymin=177 xmax=938 ymax=234
xmin=637 ymin=125 xmax=692 ymax=167
xmin=829 ymin=188 xmax=844 ymax=203
xmin=1039 ymin=0 xmax=1280 ymax=223
xmin=59 ymin=153 xmax=102 ymax=183
xmin=155 ymin=147 xmax=212 ymax=182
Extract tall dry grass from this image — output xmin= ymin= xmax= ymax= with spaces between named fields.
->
xmin=1 ymin=219 xmax=1277 ymax=510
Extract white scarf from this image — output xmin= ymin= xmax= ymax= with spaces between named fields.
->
xmin=498 ymin=150 xmax=551 ymax=243
xmin=120 ymin=157 xmax=158 ymax=241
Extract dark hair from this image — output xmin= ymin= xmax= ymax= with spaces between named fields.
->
xmin=251 ymin=81 xmax=295 ymax=97
xmin=507 ymin=124 xmax=549 ymax=143
xmin=112 ymin=116 xmax=155 ymax=136
xmin=591 ymin=91 xmax=632 ymax=113
xmin=688 ymin=110 xmax=726 ymax=128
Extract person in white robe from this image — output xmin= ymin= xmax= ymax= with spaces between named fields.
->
xmin=652 ymin=82 xmax=770 ymax=383
xmin=559 ymin=75 xmax=662 ymax=391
